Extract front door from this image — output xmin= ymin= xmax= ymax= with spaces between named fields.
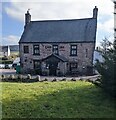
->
xmin=49 ymin=62 xmax=58 ymax=76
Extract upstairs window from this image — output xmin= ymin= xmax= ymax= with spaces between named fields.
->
xmin=70 ymin=45 xmax=77 ymax=56
xmin=24 ymin=46 xmax=29 ymax=53
xmin=53 ymin=45 xmax=58 ymax=55
xmin=33 ymin=45 xmax=40 ymax=55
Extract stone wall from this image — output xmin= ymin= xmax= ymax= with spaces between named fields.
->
xmin=19 ymin=42 xmax=95 ymax=74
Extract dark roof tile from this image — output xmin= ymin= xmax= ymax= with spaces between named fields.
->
xmin=19 ymin=18 xmax=97 ymax=43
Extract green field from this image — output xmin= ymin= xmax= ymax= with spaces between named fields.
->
xmin=1 ymin=81 xmax=116 ymax=118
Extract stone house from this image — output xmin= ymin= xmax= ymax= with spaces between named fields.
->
xmin=0 ymin=45 xmax=19 ymax=57
xmin=0 ymin=46 xmax=10 ymax=57
xmin=19 ymin=6 xmax=98 ymax=76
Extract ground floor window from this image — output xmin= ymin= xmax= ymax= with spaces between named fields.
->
xmin=70 ymin=62 xmax=78 ymax=71
xmin=33 ymin=60 xmax=41 ymax=69
xmin=33 ymin=60 xmax=42 ymax=74
xmin=24 ymin=46 xmax=29 ymax=53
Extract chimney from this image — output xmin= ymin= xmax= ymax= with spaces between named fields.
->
xmin=25 ymin=9 xmax=31 ymax=27
xmin=93 ymin=6 xmax=98 ymax=19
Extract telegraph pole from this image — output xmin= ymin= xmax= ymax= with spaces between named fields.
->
xmin=114 ymin=0 xmax=116 ymax=41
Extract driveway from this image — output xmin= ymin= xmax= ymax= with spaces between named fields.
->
xmin=0 ymin=69 xmax=16 ymax=75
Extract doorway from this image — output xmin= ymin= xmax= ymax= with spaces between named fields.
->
xmin=49 ymin=62 xmax=58 ymax=76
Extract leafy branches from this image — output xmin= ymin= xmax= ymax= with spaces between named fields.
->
xmin=95 ymin=39 xmax=116 ymax=97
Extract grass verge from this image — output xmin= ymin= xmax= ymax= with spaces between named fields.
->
xmin=1 ymin=81 xmax=116 ymax=118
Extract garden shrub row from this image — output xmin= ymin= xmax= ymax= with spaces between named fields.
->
xmin=0 ymin=74 xmax=83 ymax=83
xmin=0 ymin=60 xmax=13 ymax=64
xmin=0 ymin=74 xmax=100 ymax=83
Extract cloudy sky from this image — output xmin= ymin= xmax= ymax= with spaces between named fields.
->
xmin=1 ymin=0 xmax=114 ymax=47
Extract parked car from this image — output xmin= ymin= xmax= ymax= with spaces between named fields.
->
xmin=5 ymin=64 xmax=12 ymax=69
xmin=0 ymin=64 xmax=5 ymax=68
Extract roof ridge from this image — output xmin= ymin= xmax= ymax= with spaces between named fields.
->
xmin=31 ymin=17 xmax=95 ymax=22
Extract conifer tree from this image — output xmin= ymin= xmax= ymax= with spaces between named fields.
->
xmin=95 ymin=39 xmax=116 ymax=97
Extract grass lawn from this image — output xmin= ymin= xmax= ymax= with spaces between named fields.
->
xmin=1 ymin=81 xmax=116 ymax=118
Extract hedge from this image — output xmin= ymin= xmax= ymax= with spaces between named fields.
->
xmin=0 ymin=60 xmax=13 ymax=64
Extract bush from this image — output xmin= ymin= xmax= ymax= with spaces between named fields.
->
xmin=17 ymin=75 xmax=23 ymax=80
xmin=61 ymin=78 xmax=66 ymax=81
xmin=1 ymin=75 xmax=5 ymax=80
xmin=2 ymin=56 xmax=8 ymax=60
xmin=70 ymin=78 xmax=76 ymax=81
xmin=36 ymin=75 xmax=40 ymax=81
xmin=95 ymin=39 xmax=116 ymax=97
xmin=43 ymin=78 xmax=48 ymax=81
xmin=42 ymin=71 xmax=48 ymax=76
xmin=57 ymin=71 xmax=63 ymax=76
xmin=9 ymin=75 xmax=15 ymax=80
xmin=52 ymin=78 xmax=57 ymax=82
xmin=34 ymin=68 xmax=42 ymax=75
xmin=0 ymin=60 xmax=13 ymax=64
xmin=27 ymin=74 xmax=31 ymax=79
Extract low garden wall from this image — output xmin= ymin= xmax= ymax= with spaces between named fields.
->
xmin=0 ymin=74 xmax=100 ymax=83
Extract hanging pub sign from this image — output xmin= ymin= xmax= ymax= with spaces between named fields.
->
xmin=45 ymin=45 xmax=52 ymax=51
xmin=59 ymin=46 xmax=65 ymax=51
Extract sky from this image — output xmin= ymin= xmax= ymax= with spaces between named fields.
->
xmin=1 ymin=0 xmax=114 ymax=47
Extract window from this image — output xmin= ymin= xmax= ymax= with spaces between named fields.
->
xmin=33 ymin=60 xmax=40 ymax=69
xmin=70 ymin=45 xmax=77 ymax=56
xmin=33 ymin=60 xmax=42 ymax=74
xmin=70 ymin=62 xmax=78 ymax=71
xmin=24 ymin=46 xmax=29 ymax=53
xmin=33 ymin=45 xmax=40 ymax=55
xmin=53 ymin=45 xmax=58 ymax=55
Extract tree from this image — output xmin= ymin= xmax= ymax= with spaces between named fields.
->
xmin=95 ymin=39 xmax=116 ymax=97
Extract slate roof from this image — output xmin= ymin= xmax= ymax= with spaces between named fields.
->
xmin=19 ymin=18 xmax=97 ymax=43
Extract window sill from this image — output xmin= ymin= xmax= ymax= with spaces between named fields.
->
xmin=33 ymin=54 xmax=40 ymax=55
xmin=24 ymin=53 xmax=29 ymax=54
xmin=70 ymin=55 xmax=77 ymax=57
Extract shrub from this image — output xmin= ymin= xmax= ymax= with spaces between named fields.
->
xmin=52 ymin=78 xmax=57 ymax=82
xmin=17 ymin=75 xmax=23 ymax=80
xmin=36 ymin=75 xmax=40 ymax=81
xmin=2 ymin=56 xmax=8 ymax=60
xmin=44 ymin=78 xmax=48 ymax=81
xmin=9 ymin=75 xmax=15 ymax=80
xmin=0 ymin=60 xmax=13 ymax=64
xmin=95 ymin=39 xmax=116 ymax=97
xmin=61 ymin=78 xmax=66 ymax=81
xmin=79 ymin=78 xmax=83 ymax=81
xmin=27 ymin=74 xmax=31 ymax=79
xmin=70 ymin=78 xmax=76 ymax=81
xmin=1 ymin=75 xmax=5 ymax=80
xmin=42 ymin=71 xmax=48 ymax=76
xmin=57 ymin=71 xmax=63 ymax=77
xmin=34 ymin=68 xmax=42 ymax=75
